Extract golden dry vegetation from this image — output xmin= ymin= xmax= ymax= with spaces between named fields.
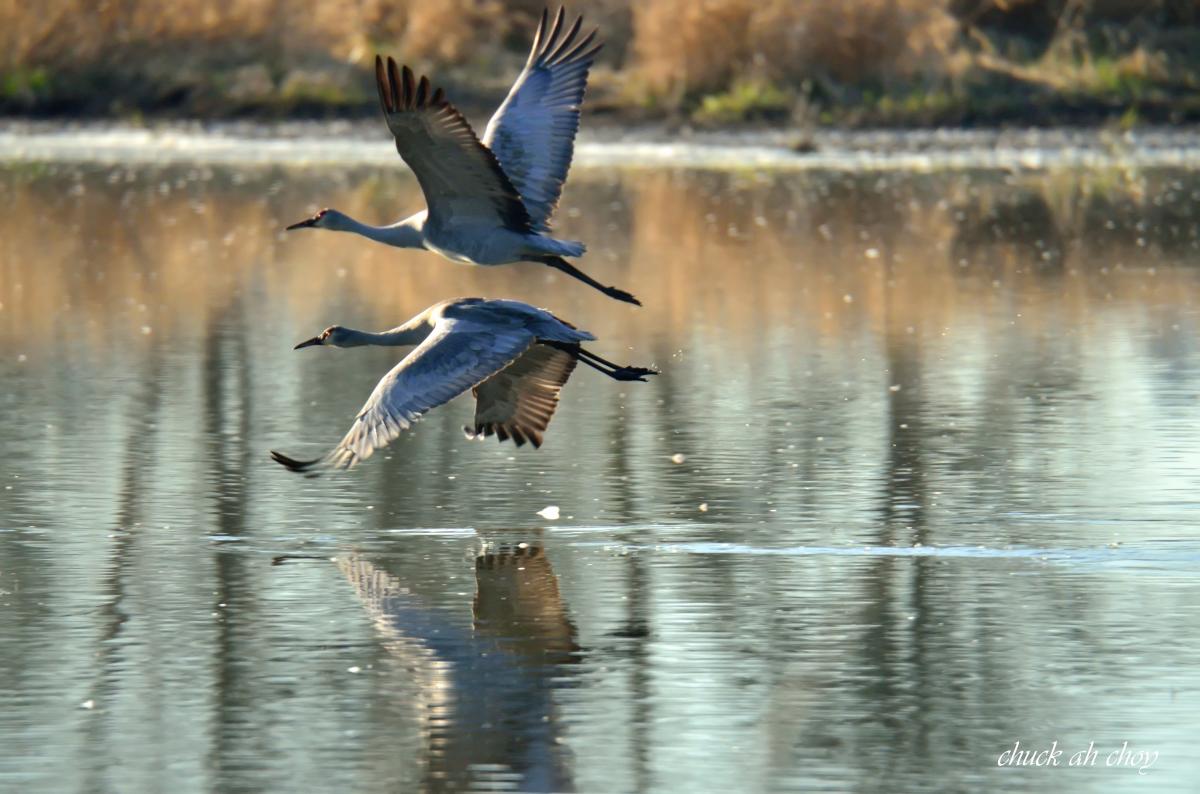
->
xmin=3 ymin=0 xmax=1200 ymax=123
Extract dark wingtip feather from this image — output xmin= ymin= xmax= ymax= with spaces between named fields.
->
xmin=386 ymin=57 xmax=402 ymax=110
xmin=545 ymin=14 xmax=583 ymax=64
xmin=543 ymin=7 xmax=566 ymax=58
xmin=374 ymin=55 xmax=391 ymax=114
xmin=270 ymin=450 xmax=321 ymax=473
xmin=531 ymin=8 xmax=549 ymax=56
xmin=375 ymin=59 xmax=447 ymax=112
xmin=559 ymin=29 xmax=601 ymax=66
xmin=401 ymin=65 xmax=416 ymax=109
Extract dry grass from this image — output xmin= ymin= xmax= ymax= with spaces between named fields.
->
xmin=1 ymin=0 xmax=1199 ymax=121
xmin=0 ymin=0 xmax=581 ymax=72
xmin=1 ymin=0 xmax=347 ymax=67
xmin=631 ymin=0 xmax=958 ymax=99
xmin=0 ymin=0 xmax=957 ymax=117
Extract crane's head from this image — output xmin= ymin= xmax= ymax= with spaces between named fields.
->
xmin=294 ymin=325 xmax=356 ymax=349
xmin=286 ymin=208 xmax=344 ymax=231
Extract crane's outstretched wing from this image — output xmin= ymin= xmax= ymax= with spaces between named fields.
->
xmin=273 ymin=316 xmax=535 ymax=472
xmin=375 ymin=56 xmax=532 ymax=232
xmin=466 ymin=343 xmax=578 ymax=448
xmin=482 ymin=8 xmax=602 ymax=232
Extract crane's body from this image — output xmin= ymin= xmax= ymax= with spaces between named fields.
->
xmin=309 ymin=209 xmax=583 ymax=267
xmin=272 ymin=298 xmax=655 ymax=472
xmin=286 ymin=9 xmax=638 ymax=304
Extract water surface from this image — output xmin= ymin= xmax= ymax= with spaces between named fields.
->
xmin=1 ymin=157 xmax=1199 ymax=792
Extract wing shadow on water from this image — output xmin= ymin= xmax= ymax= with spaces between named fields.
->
xmin=336 ymin=540 xmax=580 ymax=793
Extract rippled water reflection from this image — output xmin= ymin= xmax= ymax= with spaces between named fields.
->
xmin=2 ymin=160 xmax=1199 ymax=792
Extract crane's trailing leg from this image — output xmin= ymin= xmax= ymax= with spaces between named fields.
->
xmin=577 ymin=348 xmax=657 ymax=381
xmin=538 ymin=256 xmax=641 ymax=306
xmin=544 ymin=341 xmax=657 ymax=381
xmin=579 ymin=356 xmax=656 ymax=382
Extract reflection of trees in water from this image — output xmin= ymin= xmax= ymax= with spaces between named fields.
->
xmin=76 ymin=335 xmax=166 ymax=789
xmin=1078 ymin=182 xmax=1200 ymax=258
xmin=4 ymin=162 xmax=1200 ymax=790
xmin=950 ymin=190 xmax=1066 ymax=276
xmin=949 ymin=171 xmax=1200 ymax=275
xmin=5 ymin=164 xmax=1200 ymax=351
xmin=4 ymin=163 xmax=1198 ymax=531
xmin=201 ymin=289 xmax=268 ymax=792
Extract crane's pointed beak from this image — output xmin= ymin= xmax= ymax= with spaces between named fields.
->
xmin=294 ymin=336 xmax=323 ymax=350
xmin=286 ymin=217 xmax=318 ymax=231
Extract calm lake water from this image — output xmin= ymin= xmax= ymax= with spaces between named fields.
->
xmin=2 ymin=153 xmax=1200 ymax=792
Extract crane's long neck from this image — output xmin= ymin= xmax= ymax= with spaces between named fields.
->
xmin=343 ymin=320 xmax=432 ymax=347
xmin=336 ymin=213 xmax=424 ymax=249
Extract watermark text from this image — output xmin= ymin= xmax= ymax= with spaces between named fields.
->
xmin=996 ymin=741 xmax=1157 ymax=775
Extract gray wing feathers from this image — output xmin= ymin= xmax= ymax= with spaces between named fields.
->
xmin=468 ymin=344 xmax=579 ymax=448
xmin=375 ymin=56 xmax=532 ymax=232
xmin=482 ymin=9 xmax=602 ymax=232
xmin=323 ymin=318 xmax=535 ymax=469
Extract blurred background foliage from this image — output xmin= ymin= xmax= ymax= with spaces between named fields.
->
xmin=3 ymin=0 xmax=1200 ymax=125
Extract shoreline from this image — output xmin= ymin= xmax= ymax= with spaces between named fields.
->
xmin=2 ymin=120 xmax=1199 ymax=171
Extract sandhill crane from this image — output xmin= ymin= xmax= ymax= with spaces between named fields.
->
xmin=285 ymin=9 xmax=639 ymax=305
xmin=271 ymin=298 xmax=655 ymax=472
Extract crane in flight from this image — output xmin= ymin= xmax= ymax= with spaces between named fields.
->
xmin=286 ymin=9 xmax=640 ymax=305
xmin=271 ymin=298 xmax=655 ymax=472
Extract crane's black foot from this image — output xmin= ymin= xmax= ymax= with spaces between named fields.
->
xmin=610 ymin=365 xmax=658 ymax=382
xmin=605 ymin=286 xmax=642 ymax=306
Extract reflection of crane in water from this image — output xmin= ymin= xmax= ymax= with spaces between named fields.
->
xmin=337 ymin=543 xmax=580 ymax=792
xmin=283 ymin=10 xmax=639 ymax=305
xmin=271 ymin=298 xmax=655 ymax=472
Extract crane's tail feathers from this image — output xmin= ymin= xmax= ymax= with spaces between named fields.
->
xmin=270 ymin=450 xmax=324 ymax=474
xmin=558 ymin=239 xmax=586 ymax=257
xmin=526 ymin=236 xmax=585 ymax=258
